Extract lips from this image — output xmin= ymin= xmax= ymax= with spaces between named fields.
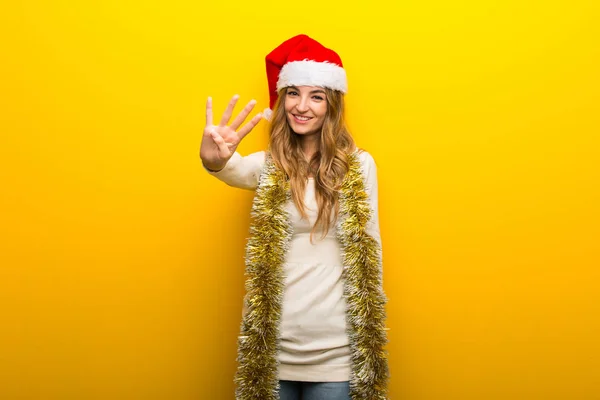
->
xmin=292 ymin=114 xmax=313 ymax=124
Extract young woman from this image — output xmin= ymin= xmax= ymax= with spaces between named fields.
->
xmin=200 ymin=34 xmax=389 ymax=400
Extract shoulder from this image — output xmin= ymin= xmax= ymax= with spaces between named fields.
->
xmin=246 ymin=150 xmax=267 ymax=162
xmin=355 ymin=148 xmax=378 ymax=171
xmin=352 ymin=149 xmax=379 ymax=187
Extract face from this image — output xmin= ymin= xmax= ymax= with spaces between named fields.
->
xmin=284 ymin=85 xmax=328 ymax=136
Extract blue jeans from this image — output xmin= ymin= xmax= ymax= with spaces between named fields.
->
xmin=278 ymin=380 xmax=350 ymax=400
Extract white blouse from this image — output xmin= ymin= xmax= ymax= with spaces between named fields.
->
xmin=206 ymin=150 xmax=382 ymax=382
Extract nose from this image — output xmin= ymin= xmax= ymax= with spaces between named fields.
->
xmin=296 ymin=96 xmax=310 ymax=113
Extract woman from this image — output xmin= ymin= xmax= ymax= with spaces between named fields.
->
xmin=200 ymin=34 xmax=389 ymax=400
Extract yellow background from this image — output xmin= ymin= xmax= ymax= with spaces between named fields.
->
xmin=1 ymin=0 xmax=599 ymax=399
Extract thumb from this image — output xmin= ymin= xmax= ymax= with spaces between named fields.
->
xmin=209 ymin=130 xmax=232 ymax=159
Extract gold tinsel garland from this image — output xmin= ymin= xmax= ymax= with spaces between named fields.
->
xmin=234 ymin=151 xmax=389 ymax=400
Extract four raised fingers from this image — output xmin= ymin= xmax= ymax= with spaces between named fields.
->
xmin=206 ymin=95 xmax=262 ymax=143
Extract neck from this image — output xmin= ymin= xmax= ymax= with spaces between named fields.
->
xmin=299 ymin=133 xmax=320 ymax=161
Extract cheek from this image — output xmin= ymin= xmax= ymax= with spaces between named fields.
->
xmin=316 ymin=103 xmax=328 ymax=118
xmin=314 ymin=111 xmax=327 ymax=128
xmin=284 ymin=96 xmax=299 ymax=113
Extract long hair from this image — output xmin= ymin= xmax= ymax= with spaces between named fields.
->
xmin=268 ymin=87 xmax=356 ymax=241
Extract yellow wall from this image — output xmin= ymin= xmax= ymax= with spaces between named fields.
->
xmin=1 ymin=0 xmax=599 ymax=399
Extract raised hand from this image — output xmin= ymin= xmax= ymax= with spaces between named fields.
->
xmin=200 ymin=95 xmax=262 ymax=171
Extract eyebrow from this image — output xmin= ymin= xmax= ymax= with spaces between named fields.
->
xmin=288 ymin=86 xmax=327 ymax=95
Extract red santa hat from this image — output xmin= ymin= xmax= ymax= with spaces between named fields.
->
xmin=263 ymin=34 xmax=347 ymax=120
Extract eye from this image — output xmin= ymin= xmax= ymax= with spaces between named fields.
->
xmin=287 ymin=90 xmax=298 ymax=96
xmin=312 ymin=95 xmax=325 ymax=101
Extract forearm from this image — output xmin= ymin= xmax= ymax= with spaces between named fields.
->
xmin=203 ymin=151 xmax=265 ymax=190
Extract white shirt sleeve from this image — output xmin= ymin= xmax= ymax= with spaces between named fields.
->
xmin=359 ymin=151 xmax=382 ymax=247
xmin=360 ymin=151 xmax=385 ymax=289
xmin=203 ymin=151 xmax=266 ymax=191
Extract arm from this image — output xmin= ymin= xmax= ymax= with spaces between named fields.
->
xmin=204 ymin=151 xmax=266 ymax=191
xmin=359 ymin=151 xmax=385 ymax=284
xmin=359 ymin=151 xmax=382 ymax=247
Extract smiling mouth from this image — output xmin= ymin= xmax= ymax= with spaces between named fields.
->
xmin=292 ymin=114 xmax=313 ymax=121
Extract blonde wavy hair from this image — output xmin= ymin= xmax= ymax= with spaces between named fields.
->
xmin=268 ymin=87 xmax=356 ymax=241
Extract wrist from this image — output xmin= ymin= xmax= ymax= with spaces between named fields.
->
xmin=202 ymin=160 xmax=225 ymax=173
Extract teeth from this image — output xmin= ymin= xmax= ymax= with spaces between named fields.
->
xmin=295 ymin=115 xmax=310 ymax=121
